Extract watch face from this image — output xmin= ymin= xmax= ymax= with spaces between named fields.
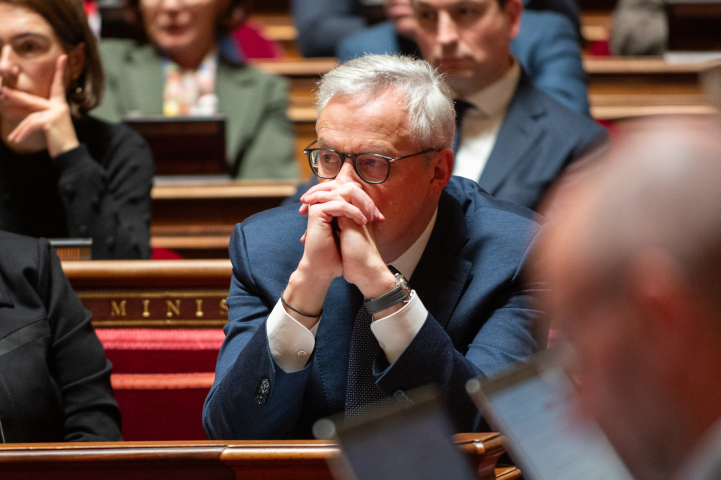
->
xmin=395 ymin=273 xmax=411 ymax=297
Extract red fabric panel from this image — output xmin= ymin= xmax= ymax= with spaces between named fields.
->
xmin=106 ymin=349 xmax=220 ymax=374
xmin=99 ymin=329 xmax=223 ymax=439
xmin=588 ymin=40 xmax=611 ymax=56
xmin=233 ymin=20 xmax=285 ymax=59
xmin=151 ymin=247 xmax=185 ymax=259
xmin=114 ymin=388 xmax=210 ymax=440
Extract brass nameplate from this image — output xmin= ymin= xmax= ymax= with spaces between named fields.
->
xmin=78 ymin=290 xmax=229 ymax=328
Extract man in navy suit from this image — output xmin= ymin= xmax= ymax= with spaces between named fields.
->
xmin=412 ymin=0 xmax=608 ymax=212
xmin=337 ymin=0 xmax=590 ymax=115
xmin=203 ymin=55 xmax=546 ymax=440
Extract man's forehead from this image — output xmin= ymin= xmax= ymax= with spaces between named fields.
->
xmin=316 ymin=107 xmax=413 ymax=154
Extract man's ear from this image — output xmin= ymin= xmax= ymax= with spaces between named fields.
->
xmin=67 ymin=43 xmax=86 ymax=82
xmin=428 ymin=148 xmax=454 ymax=196
xmin=504 ymin=0 xmax=523 ymax=40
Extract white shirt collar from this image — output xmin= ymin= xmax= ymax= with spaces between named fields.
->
xmin=388 ymin=207 xmax=438 ymax=280
xmin=462 ymin=56 xmax=521 ymax=118
xmin=678 ymin=418 xmax=721 ymax=480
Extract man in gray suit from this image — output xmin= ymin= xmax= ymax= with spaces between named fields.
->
xmin=540 ymin=116 xmax=721 ymax=480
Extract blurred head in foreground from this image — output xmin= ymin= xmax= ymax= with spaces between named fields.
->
xmin=539 ymin=115 xmax=721 ymax=480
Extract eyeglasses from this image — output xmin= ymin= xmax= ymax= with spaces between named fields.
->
xmin=140 ymin=0 xmax=211 ymax=7
xmin=304 ymin=141 xmax=438 ymax=184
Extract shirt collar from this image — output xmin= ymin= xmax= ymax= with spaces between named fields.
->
xmin=462 ymin=56 xmax=521 ymax=118
xmin=388 ymin=207 xmax=438 ymax=280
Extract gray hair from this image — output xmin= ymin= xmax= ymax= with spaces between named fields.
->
xmin=316 ymin=54 xmax=455 ymax=149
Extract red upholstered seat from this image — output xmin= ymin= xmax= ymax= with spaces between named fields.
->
xmin=98 ymin=329 xmax=224 ymax=440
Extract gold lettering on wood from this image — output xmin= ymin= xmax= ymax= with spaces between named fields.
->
xmin=166 ymin=299 xmax=181 ymax=318
xmin=220 ymin=298 xmax=228 ymax=315
xmin=142 ymin=299 xmax=150 ymax=318
xmin=111 ymin=300 xmax=127 ymax=317
xmin=195 ymin=299 xmax=204 ymax=318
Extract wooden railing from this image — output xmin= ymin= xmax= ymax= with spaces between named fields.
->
xmin=0 ymin=434 xmax=519 ymax=480
xmin=63 ymin=260 xmax=232 ymax=328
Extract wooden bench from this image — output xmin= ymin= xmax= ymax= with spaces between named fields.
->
xmin=585 ymin=57 xmax=720 ymax=119
xmin=0 ymin=435 xmax=518 ymax=480
xmin=150 ymin=179 xmax=298 ymax=258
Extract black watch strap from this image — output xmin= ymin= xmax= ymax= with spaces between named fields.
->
xmin=364 ymin=273 xmax=411 ymax=315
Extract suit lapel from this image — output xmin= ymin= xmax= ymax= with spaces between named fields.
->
xmin=215 ymin=59 xmax=260 ymax=168
xmin=479 ymin=73 xmax=547 ymax=195
xmin=411 ymin=192 xmax=472 ymax=329
xmin=127 ymin=46 xmax=164 ymax=114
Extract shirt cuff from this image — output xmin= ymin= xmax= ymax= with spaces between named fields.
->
xmin=370 ymin=292 xmax=427 ymax=364
xmin=267 ymin=299 xmax=319 ymax=373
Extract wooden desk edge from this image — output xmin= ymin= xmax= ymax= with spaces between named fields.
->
xmin=62 ymin=260 xmax=232 ymax=287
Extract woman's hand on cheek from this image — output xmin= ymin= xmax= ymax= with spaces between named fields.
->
xmin=4 ymin=55 xmax=80 ymax=157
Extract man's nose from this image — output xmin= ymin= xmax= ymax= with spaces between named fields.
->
xmin=436 ymin=10 xmax=459 ymax=47
xmin=334 ymin=157 xmax=360 ymax=184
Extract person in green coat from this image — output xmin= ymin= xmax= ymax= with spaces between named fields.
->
xmin=93 ymin=0 xmax=297 ymax=180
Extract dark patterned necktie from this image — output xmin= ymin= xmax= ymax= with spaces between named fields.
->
xmin=452 ymin=99 xmax=474 ymax=154
xmin=344 ymin=265 xmax=400 ymax=422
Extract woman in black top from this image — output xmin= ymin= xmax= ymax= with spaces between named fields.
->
xmin=0 ymin=0 xmax=153 ymax=259
xmin=0 ymin=230 xmax=122 ymax=442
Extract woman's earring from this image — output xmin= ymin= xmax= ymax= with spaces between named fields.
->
xmin=75 ymin=86 xmax=83 ymax=95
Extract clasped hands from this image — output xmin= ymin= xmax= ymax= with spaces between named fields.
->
xmin=282 ymin=179 xmax=398 ymax=328
xmin=0 ymin=55 xmax=79 ymax=157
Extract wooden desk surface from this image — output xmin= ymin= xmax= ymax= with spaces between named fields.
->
xmin=0 ymin=434 xmax=513 ymax=480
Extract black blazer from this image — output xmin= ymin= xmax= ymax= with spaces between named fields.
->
xmin=0 ymin=231 xmax=121 ymax=442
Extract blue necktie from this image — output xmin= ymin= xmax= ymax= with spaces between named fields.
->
xmin=344 ymin=265 xmax=401 ymax=422
xmin=452 ymin=99 xmax=474 ymax=154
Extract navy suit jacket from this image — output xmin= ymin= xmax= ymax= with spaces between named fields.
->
xmin=476 ymin=73 xmax=606 ymax=211
xmin=204 ymin=177 xmax=546 ymax=440
xmin=337 ymin=11 xmax=590 ymax=115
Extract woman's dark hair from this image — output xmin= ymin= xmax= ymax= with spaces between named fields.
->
xmin=2 ymin=0 xmax=104 ymax=114
xmin=123 ymin=0 xmax=246 ymax=41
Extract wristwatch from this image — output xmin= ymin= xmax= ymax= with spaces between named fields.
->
xmin=364 ymin=272 xmax=411 ymax=315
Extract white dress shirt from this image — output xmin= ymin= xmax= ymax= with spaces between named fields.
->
xmin=453 ymin=57 xmax=521 ymax=182
xmin=267 ymin=209 xmax=438 ymax=373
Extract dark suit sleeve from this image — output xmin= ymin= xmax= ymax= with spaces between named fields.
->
xmin=372 ymin=228 xmax=546 ymax=432
xmin=52 ymin=122 xmax=153 ymax=259
xmin=512 ymin=11 xmax=590 ymax=115
xmin=38 ymin=240 xmax=122 ymax=441
xmin=203 ymin=223 xmax=313 ymax=440
xmin=292 ymin=0 xmax=366 ymax=57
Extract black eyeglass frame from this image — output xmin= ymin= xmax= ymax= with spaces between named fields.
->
xmin=303 ymin=140 xmax=439 ymax=184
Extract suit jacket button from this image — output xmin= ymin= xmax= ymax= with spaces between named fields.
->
xmin=258 ymin=378 xmax=270 ymax=395
xmin=256 ymin=394 xmax=267 ymax=405
xmin=393 ymin=390 xmax=411 ymax=404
